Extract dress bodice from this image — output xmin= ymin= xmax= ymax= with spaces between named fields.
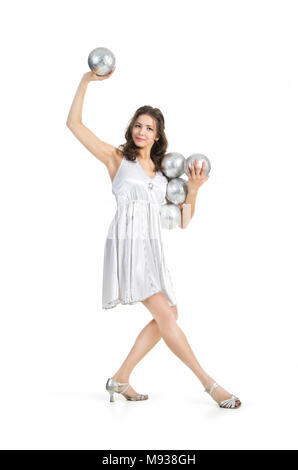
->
xmin=112 ymin=155 xmax=168 ymax=206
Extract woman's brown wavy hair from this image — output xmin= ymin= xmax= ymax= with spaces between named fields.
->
xmin=117 ymin=105 xmax=168 ymax=175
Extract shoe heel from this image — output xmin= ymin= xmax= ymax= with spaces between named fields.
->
xmin=105 ymin=377 xmax=130 ymax=403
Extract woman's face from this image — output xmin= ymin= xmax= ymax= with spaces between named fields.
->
xmin=131 ymin=114 xmax=159 ymax=149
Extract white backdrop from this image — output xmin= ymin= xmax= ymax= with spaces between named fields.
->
xmin=1 ymin=0 xmax=297 ymax=450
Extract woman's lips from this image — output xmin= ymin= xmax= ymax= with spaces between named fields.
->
xmin=136 ymin=138 xmax=144 ymax=141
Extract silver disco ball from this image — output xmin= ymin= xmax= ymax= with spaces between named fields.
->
xmin=160 ymin=202 xmax=181 ymax=230
xmin=87 ymin=47 xmax=116 ymax=76
xmin=166 ymin=177 xmax=188 ymax=205
xmin=184 ymin=154 xmax=211 ymax=177
xmin=161 ymin=152 xmax=185 ymax=179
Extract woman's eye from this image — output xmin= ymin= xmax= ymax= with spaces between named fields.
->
xmin=135 ymin=124 xmax=153 ymax=131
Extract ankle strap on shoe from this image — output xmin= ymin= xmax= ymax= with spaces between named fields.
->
xmin=119 ymin=383 xmax=130 ymax=394
xmin=110 ymin=379 xmax=130 ymax=394
xmin=204 ymin=382 xmax=218 ymax=397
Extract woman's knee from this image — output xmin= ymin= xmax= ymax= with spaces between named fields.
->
xmin=141 ymin=292 xmax=177 ymax=327
xmin=171 ymin=305 xmax=178 ymax=320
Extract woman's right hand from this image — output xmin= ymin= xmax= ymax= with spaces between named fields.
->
xmin=83 ymin=66 xmax=116 ymax=82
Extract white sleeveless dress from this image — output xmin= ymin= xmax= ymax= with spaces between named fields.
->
xmin=102 ymin=155 xmax=177 ymax=309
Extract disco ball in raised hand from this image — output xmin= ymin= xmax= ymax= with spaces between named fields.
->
xmin=88 ymin=47 xmax=116 ymax=76
xmin=161 ymin=152 xmax=185 ymax=179
xmin=184 ymin=154 xmax=211 ymax=177
xmin=166 ymin=177 xmax=188 ymax=205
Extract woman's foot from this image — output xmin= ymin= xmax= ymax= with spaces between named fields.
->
xmin=204 ymin=379 xmax=241 ymax=407
xmin=110 ymin=375 xmax=139 ymax=398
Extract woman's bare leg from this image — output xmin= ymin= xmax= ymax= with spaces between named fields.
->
xmin=110 ymin=305 xmax=178 ymax=397
xmin=138 ymin=292 xmax=241 ymax=406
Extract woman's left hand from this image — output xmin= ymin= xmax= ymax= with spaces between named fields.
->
xmin=186 ymin=160 xmax=210 ymax=192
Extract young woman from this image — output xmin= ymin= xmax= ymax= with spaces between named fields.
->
xmin=66 ymin=67 xmax=241 ymax=409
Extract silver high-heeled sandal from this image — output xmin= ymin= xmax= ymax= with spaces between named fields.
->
xmin=105 ymin=378 xmax=149 ymax=403
xmin=204 ymin=382 xmax=241 ymax=409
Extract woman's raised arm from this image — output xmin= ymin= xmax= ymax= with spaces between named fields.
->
xmin=66 ymin=68 xmax=119 ymax=166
